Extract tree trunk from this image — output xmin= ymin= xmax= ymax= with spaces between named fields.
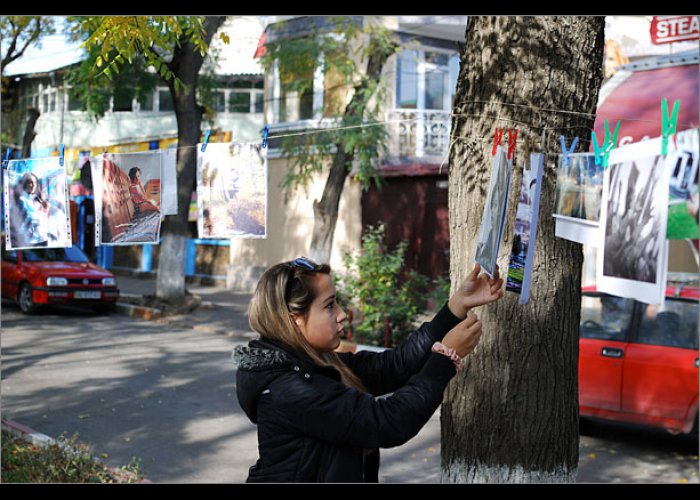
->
xmin=21 ymin=107 xmax=40 ymax=158
xmin=307 ymin=33 xmax=397 ymax=263
xmin=442 ymin=16 xmax=605 ymax=483
xmin=308 ymin=147 xmax=352 ymax=263
xmin=155 ymin=16 xmax=226 ymax=302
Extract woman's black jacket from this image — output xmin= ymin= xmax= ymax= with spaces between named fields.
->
xmin=232 ymin=303 xmax=461 ymax=483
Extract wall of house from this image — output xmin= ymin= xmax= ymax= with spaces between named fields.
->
xmin=226 ymin=156 xmax=363 ymax=291
xmin=31 ymin=111 xmax=263 ymax=151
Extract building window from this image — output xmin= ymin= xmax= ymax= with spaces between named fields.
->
xmin=229 ymin=91 xmax=251 ymax=113
xmin=253 ymin=92 xmax=264 ymax=113
xmin=158 ymin=89 xmax=174 ymax=111
xmin=112 ymin=88 xmax=134 ymax=112
xmin=139 ymin=91 xmax=154 ymax=112
xmin=273 ymin=58 xmax=322 ymax=124
xmin=396 ymin=49 xmax=459 ymax=111
xmin=41 ymin=87 xmax=57 ymax=113
xmin=213 ymin=90 xmax=227 ymax=113
xmin=280 ymin=75 xmax=314 ymax=122
xmin=398 ymin=50 xmax=419 ymax=109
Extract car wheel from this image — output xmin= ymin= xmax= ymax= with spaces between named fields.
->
xmin=18 ymin=282 xmax=39 ymax=314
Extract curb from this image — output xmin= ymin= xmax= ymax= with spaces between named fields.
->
xmin=1 ymin=419 xmax=152 ymax=484
xmin=115 ymin=302 xmax=163 ymax=321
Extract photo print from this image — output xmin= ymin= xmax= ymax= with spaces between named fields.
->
xmin=597 ymin=137 xmax=670 ymax=305
xmin=553 ymin=153 xmax=603 ymax=245
xmin=506 ymin=153 xmax=544 ymax=304
xmin=197 ymin=142 xmax=267 ymax=239
xmin=665 ymin=128 xmax=699 ymax=240
xmin=160 ymin=146 xmax=179 ymax=216
xmin=474 ymin=146 xmax=511 ymax=278
xmin=95 ymin=151 xmax=162 ymax=245
xmin=4 ymin=157 xmax=71 ymax=250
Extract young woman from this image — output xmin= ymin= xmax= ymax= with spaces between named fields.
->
xmin=127 ymin=167 xmax=159 ymax=217
xmin=233 ymin=257 xmax=503 ymax=483
xmin=15 ymin=172 xmax=50 ymax=247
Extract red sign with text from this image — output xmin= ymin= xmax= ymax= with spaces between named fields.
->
xmin=650 ymin=16 xmax=699 ymax=44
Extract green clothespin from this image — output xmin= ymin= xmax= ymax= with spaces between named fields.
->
xmin=592 ymin=120 xmax=621 ymax=168
xmin=661 ymin=98 xmax=680 ymax=156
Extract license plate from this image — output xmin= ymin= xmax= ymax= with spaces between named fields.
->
xmin=74 ymin=291 xmax=101 ymax=299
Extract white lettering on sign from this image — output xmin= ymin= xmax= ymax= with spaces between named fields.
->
xmin=652 ymin=16 xmax=700 ymax=44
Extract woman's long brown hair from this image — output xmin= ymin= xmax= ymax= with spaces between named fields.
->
xmin=248 ymin=261 xmax=366 ymax=392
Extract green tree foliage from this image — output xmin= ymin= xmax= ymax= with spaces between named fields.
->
xmin=260 ymin=17 xmax=396 ymax=193
xmin=64 ymin=16 xmax=222 ymax=119
xmin=337 ymin=224 xmax=428 ymax=347
xmin=0 ymin=16 xmax=54 ymax=72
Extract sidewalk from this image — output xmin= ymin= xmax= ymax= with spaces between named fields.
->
xmin=114 ymin=274 xmax=256 ymax=339
xmin=109 ymin=273 xmax=443 ymax=482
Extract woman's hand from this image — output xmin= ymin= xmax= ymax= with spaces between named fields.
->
xmin=447 ymin=263 xmax=503 ymax=319
xmin=441 ymin=312 xmax=482 ymax=358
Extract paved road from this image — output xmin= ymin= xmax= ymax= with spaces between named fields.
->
xmin=0 ymin=298 xmax=441 ymax=483
xmin=1 ymin=277 xmax=698 ymax=483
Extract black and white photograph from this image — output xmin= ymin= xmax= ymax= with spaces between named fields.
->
xmin=474 ymin=146 xmax=511 ymax=278
xmin=597 ymin=137 xmax=670 ymax=305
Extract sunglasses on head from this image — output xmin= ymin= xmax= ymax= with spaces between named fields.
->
xmin=290 ymin=256 xmax=319 ymax=271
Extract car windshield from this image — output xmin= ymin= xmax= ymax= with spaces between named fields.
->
xmin=22 ymin=247 xmax=90 ymax=263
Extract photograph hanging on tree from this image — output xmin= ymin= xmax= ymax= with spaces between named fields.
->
xmin=506 ymin=153 xmax=544 ymax=304
xmin=160 ymin=146 xmax=179 ymax=216
xmin=552 ymin=153 xmax=602 ymax=245
xmin=474 ymin=145 xmax=511 ymax=278
xmin=196 ymin=142 xmax=267 ymax=239
xmin=4 ymin=157 xmax=71 ymax=250
xmin=597 ymin=137 xmax=670 ymax=305
xmin=666 ymin=128 xmax=699 ymax=240
xmin=95 ymin=151 xmax=162 ymax=245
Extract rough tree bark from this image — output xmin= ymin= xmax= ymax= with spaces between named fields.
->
xmin=441 ymin=16 xmax=605 ymax=483
xmin=155 ymin=16 xmax=226 ymax=302
xmin=21 ymin=107 xmax=40 ymax=158
xmin=307 ymin=34 xmax=397 ymax=263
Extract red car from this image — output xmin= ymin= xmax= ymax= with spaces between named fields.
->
xmin=579 ymin=281 xmax=699 ymax=435
xmin=1 ymin=244 xmax=120 ymax=314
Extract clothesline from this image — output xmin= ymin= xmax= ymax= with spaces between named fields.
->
xmin=5 ymin=106 xmax=692 ymax=164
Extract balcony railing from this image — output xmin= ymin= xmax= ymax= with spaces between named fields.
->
xmin=385 ymin=109 xmax=451 ymax=162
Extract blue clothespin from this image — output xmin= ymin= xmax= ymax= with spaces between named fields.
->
xmin=560 ymin=136 xmax=579 ymax=166
xmin=59 ymin=144 xmax=64 ymax=166
xmin=201 ymin=130 xmax=211 ymax=152
xmin=661 ymin=98 xmax=680 ymax=156
xmin=262 ymin=124 xmax=269 ymax=149
xmin=3 ymin=148 xmax=11 ymax=169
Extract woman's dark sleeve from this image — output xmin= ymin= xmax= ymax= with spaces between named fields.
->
xmin=273 ymin=352 xmax=457 ymax=449
xmin=338 ymin=303 xmax=461 ymax=396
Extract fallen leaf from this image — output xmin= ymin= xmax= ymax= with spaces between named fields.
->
xmin=99 ymin=453 xmax=109 ymax=459
xmin=678 ymin=478 xmax=688 ymax=484
xmin=587 ymin=453 xmax=597 ymax=459
xmin=609 ymin=449 xmax=617 ymax=455
xmin=427 ymin=447 xmax=436 ymax=453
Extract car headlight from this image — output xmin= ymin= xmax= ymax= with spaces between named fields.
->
xmin=102 ymin=277 xmax=116 ymax=286
xmin=47 ymin=277 xmax=68 ymax=286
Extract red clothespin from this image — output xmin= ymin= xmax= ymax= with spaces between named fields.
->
xmin=492 ymin=128 xmax=505 ymax=156
xmin=507 ymin=129 xmax=518 ymax=160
